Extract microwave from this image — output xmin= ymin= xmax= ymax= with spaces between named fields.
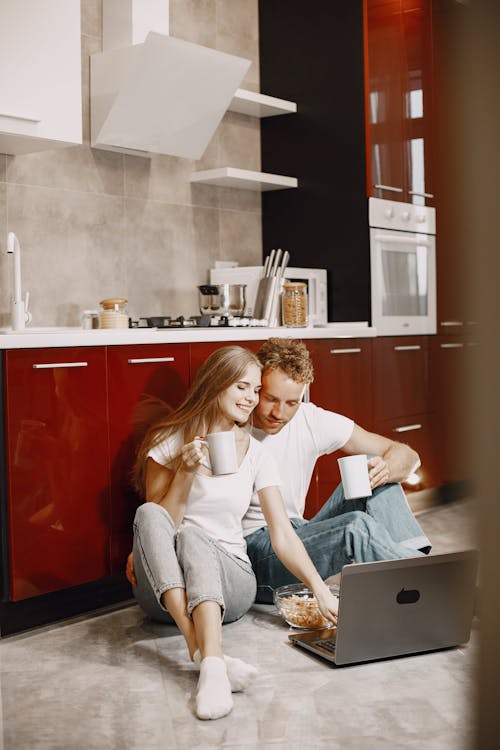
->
xmin=209 ymin=265 xmax=328 ymax=325
xmin=369 ymin=198 xmax=437 ymax=336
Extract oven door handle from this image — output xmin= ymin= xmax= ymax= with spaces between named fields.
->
xmin=373 ymin=234 xmax=432 ymax=246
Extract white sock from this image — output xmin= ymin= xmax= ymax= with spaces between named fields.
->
xmin=195 ymin=656 xmax=233 ymax=720
xmin=193 ymin=650 xmax=258 ymax=692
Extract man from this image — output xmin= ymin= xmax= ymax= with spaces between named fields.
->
xmin=243 ymin=337 xmax=431 ymax=604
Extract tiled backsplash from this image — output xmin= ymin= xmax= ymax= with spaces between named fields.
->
xmin=0 ymin=0 xmax=262 ymax=326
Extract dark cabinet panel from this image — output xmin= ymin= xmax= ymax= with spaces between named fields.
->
xmin=373 ymin=336 xmax=429 ymax=420
xmin=365 ymin=0 xmax=435 ymax=205
xmin=4 ymin=348 xmax=110 ymax=601
xmin=107 ymin=344 xmax=190 ymax=573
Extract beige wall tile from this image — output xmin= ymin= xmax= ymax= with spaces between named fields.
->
xmin=218 ymin=112 xmax=261 ymax=171
xmin=5 ymin=184 xmax=125 ymax=325
xmin=123 ymin=198 xmax=220 ymax=318
xmin=0 ymin=154 xmax=6 ymax=183
xmin=82 ymin=34 xmax=102 ymax=144
xmin=171 ymin=0 xmax=217 ymax=47
xmin=0 ymin=182 xmax=8 ymax=326
xmin=219 ymin=209 xmax=262 ymax=267
xmin=6 ymin=146 xmax=124 ymax=196
xmin=81 ymin=0 xmax=102 ymax=39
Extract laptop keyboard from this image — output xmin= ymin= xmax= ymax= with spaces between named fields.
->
xmin=313 ymin=638 xmax=337 ymax=654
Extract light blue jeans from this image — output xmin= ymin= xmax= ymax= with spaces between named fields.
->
xmin=245 ymin=482 xmax=431 ymax=604
xmin=133 ymin=503 xmax=257 ymax=623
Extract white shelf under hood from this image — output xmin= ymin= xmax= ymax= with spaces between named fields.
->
xmin=228 ymin=89 xmax=296 ymax=117
xmin=190 ymin=167 xmax=298 ymax=191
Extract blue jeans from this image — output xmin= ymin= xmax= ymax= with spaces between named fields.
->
xmin=245 ymin=482 xmax=431 ymax=604
xmin=133 ymin=503 xmax=257 ymax=623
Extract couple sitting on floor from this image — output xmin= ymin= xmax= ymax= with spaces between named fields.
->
xmin=128 ymin=338 xmax=430 ymax=720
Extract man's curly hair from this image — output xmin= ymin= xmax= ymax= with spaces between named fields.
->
xmin=256 ymin=338 xmax=314 ymax=384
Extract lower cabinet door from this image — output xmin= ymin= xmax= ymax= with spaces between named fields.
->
xmin=106 ymin=344 xmax=190 ymax=573
xmin=373 ymin=413 xmax=440 ymax=492
xmin=4 ymin=348 xmax=110 ymax=601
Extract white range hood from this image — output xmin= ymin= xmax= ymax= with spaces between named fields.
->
xmin=91 ymin=0 xmax=250 ymax=159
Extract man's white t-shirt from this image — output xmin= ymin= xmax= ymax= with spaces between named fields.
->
xmin=243 ymin=402 xmax=354 ymax=535
xmin=148 ymin=431 xmax=281 ymax=563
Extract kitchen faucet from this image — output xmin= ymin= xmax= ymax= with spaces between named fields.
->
xmin=6 ymin=232 xmax=31 ymax=330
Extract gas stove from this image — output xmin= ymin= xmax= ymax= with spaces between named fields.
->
xmin=130 ymin=315 xmax=262 ymax=329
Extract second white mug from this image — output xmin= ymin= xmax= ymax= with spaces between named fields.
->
xmin=337 ymin=454 xmax=372 ymax=500
xmin=205 ymin=431 xmax=238 ymax=475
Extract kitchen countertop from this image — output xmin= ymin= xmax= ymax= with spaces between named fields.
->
xmin=0 ymin=322 xmax=376 ymax=349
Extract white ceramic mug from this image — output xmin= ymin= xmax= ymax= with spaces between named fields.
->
xmin=205 ymin=431 xmax=238 ymax=475
xmin=337 ymin=454 xmax=372 ymax=500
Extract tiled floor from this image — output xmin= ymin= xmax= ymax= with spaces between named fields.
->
xmin=0 ymin=499 xmax=477 ymax=749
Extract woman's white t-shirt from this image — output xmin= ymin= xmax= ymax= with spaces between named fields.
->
xmin=148 ymin=431 xmax=281 ymax=563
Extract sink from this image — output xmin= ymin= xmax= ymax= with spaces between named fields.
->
xmin=0 ymin=326 xmax=83 ymax=335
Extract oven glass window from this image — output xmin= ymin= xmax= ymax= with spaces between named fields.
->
xmin=381 ymin=246 xmax=428 ymax=316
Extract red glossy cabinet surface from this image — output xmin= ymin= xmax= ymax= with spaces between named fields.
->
xmin=430 ymin=336 xmax=473 ymax=484
xmin=305 ymin=339 xmax=373 ymax=517
xmin=4 ymin=348 xmax=110 ymax=601
xmin=365 ymin=0 xmax=435 ymax=205
xmin=373 ymin=336 xmax=429 ymax=421
xmin=107 ymin=344 xmax=190 ymax=573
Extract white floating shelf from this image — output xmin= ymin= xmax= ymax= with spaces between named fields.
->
xmin=228 ymin=88 xmax=297 ymax=117
xmin=190 ymin=167 xmax=298 ymax=191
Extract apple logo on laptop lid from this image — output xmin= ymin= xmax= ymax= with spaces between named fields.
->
xmin=396 ymin=587 xmax=421 ymax=605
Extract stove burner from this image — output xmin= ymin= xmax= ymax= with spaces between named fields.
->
xmin=132 ymin=315 xmax=240 ymax=329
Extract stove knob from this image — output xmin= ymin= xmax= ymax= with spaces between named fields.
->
xmin=402 ymin=210 xmax=411 ymax=221
xmin=416 ymin=214 xmax=427 ymax=223
xmin=385 ymin=207 xmax=395 ymax=219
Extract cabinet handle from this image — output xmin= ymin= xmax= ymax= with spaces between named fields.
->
xmin=330 ymin=348 xmax=362 ymax=355
xmin=393 ymin=423 xmax=422 ymax=433
xmin=440 ymin=343 xmax=464 ymax=349
xmin=393 ymin=345 xmax=421 ymax=351
xmin=0 ymin=111 xmax=42 ymax=123
xmin=440 ymin=320 xmax=463 ymax=327
xmin=127 ymin=357 xmax=175 ymax=364
xmin=373 ymin=184 xmax=403 ymax=193
xmin=409 ymin=191 xmax=434 ymax=199
xmin=32 ymin=361 xmax=88 ymax=369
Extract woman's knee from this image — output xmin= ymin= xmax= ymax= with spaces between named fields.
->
xmin=133 ymin=501 xmax=172 ymax=529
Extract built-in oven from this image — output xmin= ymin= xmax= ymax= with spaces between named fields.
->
xmin=369 ymin=197 xmax=436 ymax=335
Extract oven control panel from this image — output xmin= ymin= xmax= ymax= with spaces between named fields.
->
xmin=369 ymin=197 xmax=436 ymax=235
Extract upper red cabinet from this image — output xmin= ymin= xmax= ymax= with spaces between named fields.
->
xmin=365 ymin=0 xmax=435 ymax=206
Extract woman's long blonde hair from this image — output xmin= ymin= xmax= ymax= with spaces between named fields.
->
xmin=133 ymin=345 xmax=261 ymax=495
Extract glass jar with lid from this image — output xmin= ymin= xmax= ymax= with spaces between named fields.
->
xmin=281 ymin=282 xmax=308 ymax=327
xmin=99 ymin=298 xmax=129 ymax=329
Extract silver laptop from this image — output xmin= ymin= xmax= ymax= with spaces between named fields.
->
xmin=288 ymin=550 xmax=478 ymax=666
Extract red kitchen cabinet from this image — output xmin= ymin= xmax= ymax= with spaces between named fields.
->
xmin=3 ymin=348 xmax=110 ymax=601
xmin=106 ymin=344 xmax=190 ymax=573
xmin=305 ymin=339 xmax=373 ymax=517
xmin=373 ymin=412 xmax=440 ymax=491
xmin=373 ymin=336 xmax=429 ymax=421
xmin=365 ymin=0 xmax=435 ymax=206
xmin=429 ymin=335 xmax=475 ymax=484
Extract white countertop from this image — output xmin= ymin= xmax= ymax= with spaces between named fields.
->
xmin=0 ymin=322 xmax=376 ymax=349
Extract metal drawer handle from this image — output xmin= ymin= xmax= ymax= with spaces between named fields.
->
xmin=393 ymin=345 xmax=422 ymax=351
xmin=440 ymin=343 xmax=464 ymax=349
xmin=373 ymin=184 xmax=403 ymax=193
xmin=440 ymin=321 xmax=463 ymax=327
xmin=393 ymin=423 xmax=422 ymax=433
xmin=0 ymin=111 xmax=41 ymax=123
xmin=32 ymin=362 xmax=88 ymax=369
xmin=128 ymin=357 xmax=175 ymax=364
xmin=409 ymin=191 xmax=434 ymax=198
xmin=330 ymin=348 xmax=362 ymax=355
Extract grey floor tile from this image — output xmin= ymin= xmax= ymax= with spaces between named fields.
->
xmin=0 ymin=499 xmax=477 ymax=749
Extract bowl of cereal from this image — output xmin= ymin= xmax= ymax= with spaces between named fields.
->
xmin=274 ymin=582 xmax=340 ymax=629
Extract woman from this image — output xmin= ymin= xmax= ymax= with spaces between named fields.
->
xmin=132 ymin=345 xmax=338 ymax=721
